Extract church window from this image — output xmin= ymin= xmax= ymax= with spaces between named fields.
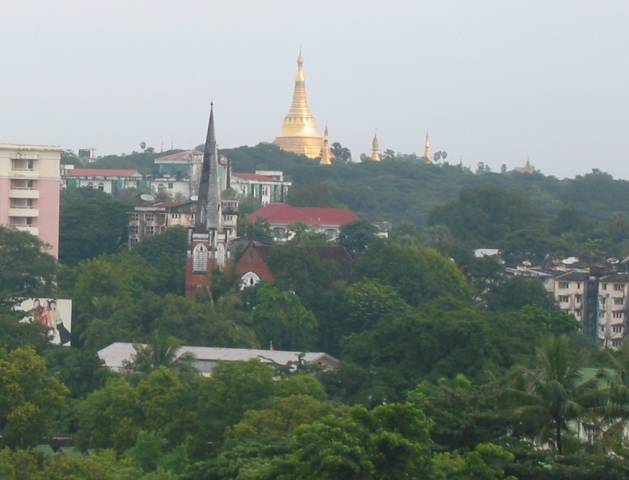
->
xmin=193 ymin=243 xmax=209 ymax=272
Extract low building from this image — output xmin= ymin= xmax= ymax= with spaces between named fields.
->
xmin=248 ymin=203 xmax=359 ymax=242
xmin=149 ymin=178 xmax=191 ymax=200
xmin=98 ymin=341 xmax=340 ymax=375
xmin=62 ymin=167 xmax=144 ymax=194
xmin=231 ymin=170 xmax=292 ymax=205
xmin=235 ymin=241 xmax=353 ymax=289
xmin=129 ymin=198 xmax=238 ymax=248
xmin=0 ymin=143 xmax=62 ymax=257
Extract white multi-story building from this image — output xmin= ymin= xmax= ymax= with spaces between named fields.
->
xmin=553 ymin=271 xmax=589 ymax=325
xmin=0 ymin=144 xmax=61 ymax=257
xmin=598 ymin=274 xmax=629 ymax=349
xmin=231 ymin=171 xmax=292 ymax=205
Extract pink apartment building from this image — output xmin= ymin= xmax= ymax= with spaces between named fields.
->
xmin=0 ymin=144 xmax=61 ymax=258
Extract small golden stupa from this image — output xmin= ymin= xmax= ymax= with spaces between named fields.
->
xmin=274 ymin=50 xmax=323 ymax=159
xmin=423 ymin=132 xmax=433 ymax=164
xmin=371 ymin=132 xmax=381 ymax=161
xmin=320 ymin=125 xmax=332 ymax=166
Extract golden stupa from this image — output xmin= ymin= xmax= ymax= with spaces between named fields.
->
xmin=371 ymin=132 xmax=381 ymax=161
xmin=274 ymin=50 xmax=323 ymax=159
xmin=423 ymin=132 xmax=433 ymax=164
xmin=320 ymin=125 xmax=332 ymax=166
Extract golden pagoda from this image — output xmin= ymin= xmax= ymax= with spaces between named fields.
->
xmin=274 ymin=50 xmax=323 ymax=159
xmin=423 ymin=132 xmax=433 ymax=164
xmin=320 ymin=126 xmax=332 ymax=166
xmin=371 ymin=132 xmax=381 ymax=161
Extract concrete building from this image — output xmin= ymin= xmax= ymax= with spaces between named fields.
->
xmin=248 ymin=203 xmax=359 ymax=242
xmin=129 ymin=201 xmax=196 ymax=247
xmin=98 ymin=341 xmax=340 ymax=376
xmin=231 ymin=170 xmax=292 ymax=205
xmin=598 ymin=274 xmax=629 ymax=349
xmin=0 ymin=144 xmax=61 ymax=257
xmin=149 ymin=178 xmax=191 ymax=200
xmin=553 ymin=270 xmax=590 ymax=327
xmin=62 ymin=167 xmax=144 ymax=194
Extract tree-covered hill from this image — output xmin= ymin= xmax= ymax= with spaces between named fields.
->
xmin=223 ymin=144 xmax=629 ymax=226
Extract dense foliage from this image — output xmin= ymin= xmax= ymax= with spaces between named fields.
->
xmin=7 ymin=145 xmax=629 ymax=477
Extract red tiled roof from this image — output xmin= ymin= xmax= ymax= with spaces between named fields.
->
xmin=248 ymin=203 xmax=359 ymax=227
xmin=154 ymin=150 xmax=202 ymax=163
xmin=68 ymin=168 xmax=142 ymax=177
xmin=232 ymin=172 xmax=280 ymax=182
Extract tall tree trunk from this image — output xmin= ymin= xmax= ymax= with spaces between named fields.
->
xmin=555 ymin=417 xmax=562 ymax=454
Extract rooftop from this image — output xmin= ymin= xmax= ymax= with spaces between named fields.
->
xmin=154 ymin=150 xmax=202 ymax=163
xmin=249 ymin=203 xmax=358 ymax=227
xmin=98 ymin=342 xmax=339 ymax=371
xmin=232 ymin=172 xmax=287 ymax=182
xmin=67 ymin=168 xmax=142 ymax=177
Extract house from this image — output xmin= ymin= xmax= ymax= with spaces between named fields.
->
xmin=235 ymin=241 xmax=353 ymax=289
xmin=97 ymin=342 xmax=340 ymax=376
xmin=248 ymin=203 xmax=359 ymax=242
xmin=62 ymin=167 xmax=144 ymax=194
xmin=231 ymin=171 xmax=292 ymax=205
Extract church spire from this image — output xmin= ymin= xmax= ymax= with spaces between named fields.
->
xmin=274 ymin=50 xmax=323 ymax=159
xmin=195 ymin=103 xmax=222 ymax=232
xmin=320 ymin=125 xmax=332 ymax=166
xmin=371 ymin=131 xmax=381 ymax=161
xmin=423 ymin=131 xmax=432 ymax=164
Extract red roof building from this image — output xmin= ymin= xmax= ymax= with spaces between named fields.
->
xmin=248 ymin=203 xmax=358 ymax=242
xmin=235 ymin=241 xmax=353 ymax=289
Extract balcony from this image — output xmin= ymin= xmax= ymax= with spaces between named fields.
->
xmin=9 ymin=208 xmax=39 ymax=217
xmin=9 ymin=189 xmax=39 ymax=199
xmin=10 ymin=168 xmax=39 ymax=179
xmin=11 ymin=225 xmax=38 ymax=236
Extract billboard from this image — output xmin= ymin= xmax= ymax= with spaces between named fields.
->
xmin=16 ymin=298 xmax=72 ymax=346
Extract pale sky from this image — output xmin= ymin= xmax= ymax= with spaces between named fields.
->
xmin=2 ymin=0 xmax=628 ymax=178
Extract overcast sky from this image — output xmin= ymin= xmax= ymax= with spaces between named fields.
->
xmin=2 ymin=1 xmax=628 ymax=178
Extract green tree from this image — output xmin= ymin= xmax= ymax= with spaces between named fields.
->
xmin=353 ymin=241 xmax=470 ymax=306
xmin=0 ymin=347 xmax=68 ymax=448
xmin=78 ymin=378 xmax=142 ymax=452
xmin=0 ymin=227 xmax=57 ymax=308
xmin=338 ymin=220 xmax=378 ymax=255
xmin=252 ymin=285 xmax=317 ymax=351
xmin=509 ymin=336 xmax=597 ymax=454
xmin=60 ymin=188 xmax=133 ymax=265
xmin=487 ymin=277 xmax=555 ymax=311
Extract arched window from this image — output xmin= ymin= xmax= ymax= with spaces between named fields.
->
xmin=192 ymin=243 xmax=208 ymax=272
xmin=240 ymin=272 xmax=261 ymax=290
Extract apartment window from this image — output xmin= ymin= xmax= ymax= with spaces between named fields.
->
xmin=575 ymin=294 xmax=582 ymax=304
xmin=601 ymin=297 xmax=607 ymax=305
xmin=613 ymin=325 xmax=624 ymax=334
xmin=575 ymin=310 xmax=582 ymax=318
xmin=558 ymin=295 xmax=570 ymax=303
xmin=144 ymin=214 xmax=154 ymax=222
xmin=97 ymin=182 xmax=105 ymax=191
xmin=602 ymin=283 xmax=608 ymax=291
xmin=615 ymin=283 xmax=625 ymax=291
xmin=129 ymin=226 xmax=139 ymax=235
xmin=168 ymin=183 xmax=174 ymax=189
xmin=576 ymin=282 xmax=582 ymax=289
xmin=10 ymin=179 xmax=34 ymax=189
xmin=558 ymin=281 xmax=570 ymax=289
xmin=145 ymin=226 xmax=154 ymax=235
xmin=130 ymin=213 xmax=138 ymax=221
xmin=613 ymin=311 xmax=624 ymax=319
xmin=614 ymin=297 xmax=624 ymax=306
xmin=612 ymin=339 xmax=622 ymax=348
xmin=10 ymin=199 xmax=33 ymax=209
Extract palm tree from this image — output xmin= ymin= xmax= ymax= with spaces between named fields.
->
xmin=509 ymin=336 xmax=598 ymax=454
xmin=125 ymin=331 xmax=193 ymax=374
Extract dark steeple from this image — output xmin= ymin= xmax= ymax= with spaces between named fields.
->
xmin=195 ymin=103 xmax=222 ymax=232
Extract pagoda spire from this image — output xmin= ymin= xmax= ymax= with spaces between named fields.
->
xmin=274 ymin=50 xmax=323 ymax=159
xmin=320 ymin=125 xmax=332 ymax=166
xmin=195 ymin=102 xmax=222 ymax=232
xmin=423 ymin=131 xmax=432 ymax=164
xmin=371 ymin=131 xmax=381 ymax=161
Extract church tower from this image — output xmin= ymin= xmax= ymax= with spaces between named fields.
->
xmin=423 ymin=132 xmax=433 ymax=164
xmin=274 ymin=50 xmax=323 ymax=159
xmin=186 ymin=103 xmax=227 ymax=297
xmin=371 ymin=132 xmax=381 ymax=161
xmin=320 ymin=125 xmax=332 ymax=166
